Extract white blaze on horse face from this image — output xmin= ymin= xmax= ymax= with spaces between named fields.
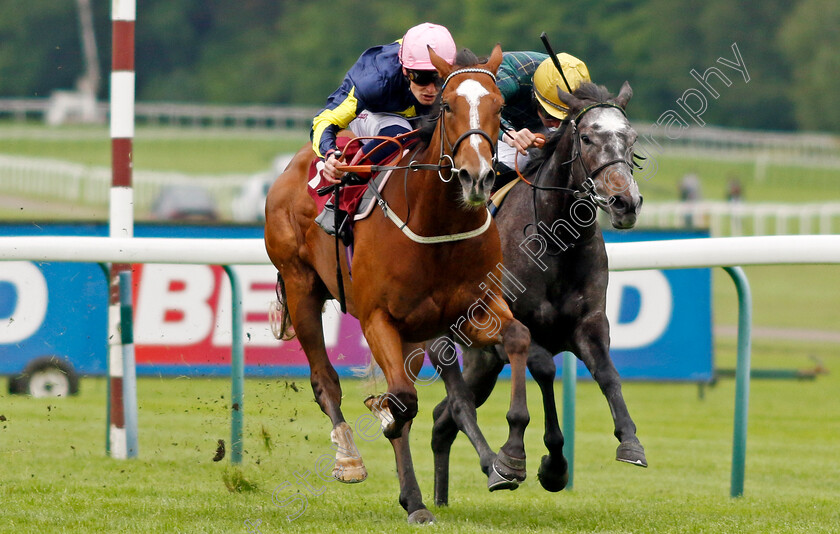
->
xmin=593 ymin=108 xmax=629 ymax=135
xmin=455 ymin=79 xmax=492 ymax=174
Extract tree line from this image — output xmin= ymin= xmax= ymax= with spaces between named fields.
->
xmin=1 ymin=0 xmax=836 ymax=133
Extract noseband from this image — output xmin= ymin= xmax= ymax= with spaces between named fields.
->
xmin=527 ymin=102 xmax=635 ymax=208
xmin=428 ymin=68 xmax=499 ymax=182
xmin=567 ymin=103 xmax=634 ymax=207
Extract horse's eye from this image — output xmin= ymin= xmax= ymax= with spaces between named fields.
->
xmin=581 ymin=134 xmax=592 ymax=145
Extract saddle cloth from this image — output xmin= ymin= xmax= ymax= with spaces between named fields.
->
xmin=488 ymin=176 xmax=521 ymax=217
xmin=306 ymin=137 xmax=412 ymax=222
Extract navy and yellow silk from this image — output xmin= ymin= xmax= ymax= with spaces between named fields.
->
xmin=310 ymin=41 xmax=432 ymax=159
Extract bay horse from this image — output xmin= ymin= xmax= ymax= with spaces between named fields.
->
xmin=427 ymin=81 xmax=646 ymax=506
xmin=264 ymin=45 xmax=532 ymax=524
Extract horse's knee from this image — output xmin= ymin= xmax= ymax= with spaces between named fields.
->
xmin=310 ymin=367 xmax=340 ymax=401
xmin=388 ymin=390 xmax=418 ymax=422
xmin=447 ymin=391 xmax=477 ymax=421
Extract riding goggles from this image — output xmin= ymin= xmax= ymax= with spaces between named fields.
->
xmin=406 ymin=69 xmax=440 ymax=86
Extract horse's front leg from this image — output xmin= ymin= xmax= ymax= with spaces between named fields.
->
xmin=428 ymin=337 xmax=502 ymax=506
xmin=361 ymin=311 xmax=432 ymax=523
xmin=461 ymin=308 xmax=531 ymax=491
xmin=526 ymin=343 xmax=569 ymax=492
xmin=574 ymin=311 xmax=647 ymax=467
xmin=487 ymin=318 xmax=531 ymax=490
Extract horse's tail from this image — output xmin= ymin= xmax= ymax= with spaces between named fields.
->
xmin=269 ymin=272 xmax=296 ymax=341
xmin=351 ymin=353 xmax=385 ymax=392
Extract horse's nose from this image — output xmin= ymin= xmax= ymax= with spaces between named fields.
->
xmin=479 ymin=167 xmax=495 ymax=188
xmin=458 ymin=167 xmax=494 ymax=204
xmin=611 ymin=194 xmax=643 ymax=214
xmin=458 ymin=167 xmax=495 ymax=188
xmin=610 ymin=195 xmax=629 ymax=213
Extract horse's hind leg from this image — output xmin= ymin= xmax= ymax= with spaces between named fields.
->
xmin=527 ymin=344 xmax=569 ymax=492
xmin=284 ymin=273 xmax=367 ymax=482
xmin=429 ymin=338 xmax=504 ymax=506
xmin=574 ymin=311 xmax=647 ymax=467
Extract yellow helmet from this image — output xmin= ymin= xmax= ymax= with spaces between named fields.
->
xmin=533 ymin=53 xmax=591 ymax=120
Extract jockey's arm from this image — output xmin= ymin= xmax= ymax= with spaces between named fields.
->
xmin=311 ymin=86 xmax=360 ymax=160
xmin=311 ymin=86 xmax=362 ymax=183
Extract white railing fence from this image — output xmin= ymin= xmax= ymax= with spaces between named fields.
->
xmin=639 ymin=201 xmax=840 ymax=236
xmin=0 ymin=98 xmax=320 ymax=130
xmin=0 ymin=154 xmax=250 ymax=217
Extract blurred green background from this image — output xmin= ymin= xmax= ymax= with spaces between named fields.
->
xmin=1 ymin=0 xmax=839 ymax=132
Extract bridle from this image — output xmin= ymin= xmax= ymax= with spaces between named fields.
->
xmin=518 ymin=101 xmax=640 ymax=255
xmin=323 ymin=65 xmax=504 ymax=312
xmin=330 ymin=67 xmax=501 ymax=182
xmin=430 ymin=67 xmax=499 ymax=182
xmin=518 ymin=101 xmax=638 ymax=208
xmin=330 ymin=66 xmax=502 ymax=246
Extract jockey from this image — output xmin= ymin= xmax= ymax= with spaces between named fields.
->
xmin=310 ymin=22 xmax=457 ymax=185
xmin=495 ymin=51 xmax=591 ymax=185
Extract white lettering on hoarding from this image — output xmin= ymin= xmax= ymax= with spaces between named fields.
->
xmin=606 ymin=270 xmax=673 ymax=349
xmin=2 ymin=262 xmax=678 ymax=354
xmin=0 ymin=262 xmax=48 ymax=344
xmin=134 ymin=264 xmax=215 ymax=344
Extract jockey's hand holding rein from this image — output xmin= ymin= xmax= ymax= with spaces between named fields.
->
xmin=323 ymin=150 xmax=345 ymax=184
xmin=502 ymin=127 xmax=546 ymax=155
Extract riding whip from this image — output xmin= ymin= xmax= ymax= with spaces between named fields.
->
xmin=539 ymin=32 xmax=572 ymax=93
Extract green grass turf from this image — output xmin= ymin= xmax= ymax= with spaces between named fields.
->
xmin=712 ymin=264 xmax=840 ymax=331
xmin=2 ymin=336 xmax=839 ymax=532
xmin=638 ymin=154 xmax=840 ymax=204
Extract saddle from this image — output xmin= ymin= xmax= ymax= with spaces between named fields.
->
xmin=307 ymin=136 xmax=414 ymax=246
xmin=488 ymin=175 xmax=521 ymax=217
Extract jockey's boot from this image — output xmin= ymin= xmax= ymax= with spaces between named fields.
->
xmin=315 ymin=201 xmax=352 ymax=246
xmin=316 ymin=201 xmax=340 ymax=236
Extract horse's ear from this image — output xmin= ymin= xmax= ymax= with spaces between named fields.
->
xmin=484 ymin=44 xmax=503 ymax=75
xmin=428 ymin=45 xmax=454 ymax=79
xmin=556 ymin=86 xmax=582 ymax=115
xmin=614 ymin=81 xmax=633 ymax=110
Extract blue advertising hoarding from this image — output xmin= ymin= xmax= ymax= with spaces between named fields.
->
xmin=0 ymin=223 xmax=712 ymax=381
xmin=592 ymin=230 xmax=712 ymax=381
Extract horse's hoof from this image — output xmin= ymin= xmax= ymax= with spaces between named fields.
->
xmin=616 ymin=440 xmax=648 ymax=467
xmin=537 ymin=454 xmax=569 ymax=492
xmin=407 ymin=508 xmax=436 ymax=524
xmin=334 ymin=458 xmax=368 ymax=483
xmin=487 ymin=451 xmax=526 ymax=492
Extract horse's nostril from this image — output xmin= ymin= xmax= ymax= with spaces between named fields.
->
xmin=610 ymin=196 xmax=627 ymax=211
xmin=638 ymin=195 xmax=644 ymax=208
xmin=482 ymin=168 xmax=495 ymax=187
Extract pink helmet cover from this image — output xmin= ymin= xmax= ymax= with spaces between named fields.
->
xmin=399 ymin=22 xmax=456 ymax=70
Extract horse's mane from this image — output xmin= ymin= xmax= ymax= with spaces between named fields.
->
xmin=522 ymin=82 xmax=616 ymax=175
xmin=571 ymin=82 xmax=614 ymax=109
xmin=417 ymin=48 xmax=486 ymax=145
